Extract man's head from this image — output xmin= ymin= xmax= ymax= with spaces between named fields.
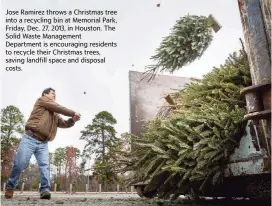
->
xmin=42 ymin=88 xmax=56 ymax=101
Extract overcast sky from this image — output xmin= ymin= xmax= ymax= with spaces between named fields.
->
xmin=1 ymin=0 xmax=244 ymax=162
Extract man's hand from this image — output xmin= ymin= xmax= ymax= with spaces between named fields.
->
xmin=72 ymin=113 xmax=81 ymax=122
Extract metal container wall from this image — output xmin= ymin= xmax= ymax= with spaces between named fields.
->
xmin=129 ymin=71 xmax=191 ymax=137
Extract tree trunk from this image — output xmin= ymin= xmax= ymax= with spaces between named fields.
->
xmin=102 ymin=130 xmax=105 ymax=162
xmin=101 ymin=129 xmax=105 ymax=190
xmin=65 ymin=161 xmax=68 ymax=192
xmin=57 ymin=164 xmax=59 ymax=179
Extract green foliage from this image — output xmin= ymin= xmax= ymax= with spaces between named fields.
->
xmin=1 ymin=105 xmax=24 ymax=176
xmin=81 ymin=111 xmax=122 ymax=187
xmin=123 ymin=46 xmax=251 ymax=199
xmin=79 ymin=159 xmax=87 ymax=174
xmin=92 ymin=135 xmax=126 ymax=188
xmin=80 ymin=111 xmax=117 ymax=161
xmin=144 ymin=15 xmax=213 ymax=80
xmin=1 ymin=105 xmax=24 ymax=152
xmin=93 ymin=159 xmax=118 ymax=185
xmin=1 ymin=105 xmax=25 ymax=137
xmin=53 ymin=147 xmax=66 ymax=173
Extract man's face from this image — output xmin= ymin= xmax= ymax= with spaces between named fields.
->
xmin=45 ymin=90 xmax=56 ymax=101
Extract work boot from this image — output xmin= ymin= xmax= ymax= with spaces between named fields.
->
xmin=40 ymin=191 xmax=51 ymax=200
xmin=5 ymin=188 xmax=14 ymax=199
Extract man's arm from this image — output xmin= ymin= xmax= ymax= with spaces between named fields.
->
xmin=57 ymin=115 xmax=75 ymax=128
xmin=37 ymin=96 xmax=75 ymax=117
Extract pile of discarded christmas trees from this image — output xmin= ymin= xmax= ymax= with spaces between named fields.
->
xmin=119 ymin=15 xmax=252 ymax=199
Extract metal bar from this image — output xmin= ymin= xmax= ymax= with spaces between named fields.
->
xmin=228 ymin=153 xmax=264 ymax=163
xmin=254 ymin=121 xmax=271 ymax=156
xmin=266 ymin=119 xmax=271 ymax=156
xmin=238 ymin=0 xmax=271 ymax=173
xmin=69 ymin=183 xmax=72 ymax=194
xmin=260 ymin=0 xmax=271 ymax=51
xmin=238 ymin=0 xmax=257 ymax=83
xmin=21 ymin=182 xmax=25 ymax=193
xmin=238 ymin=0 xmax=271 ymax=85
xmin=238 ymin=0 xmax=271 ymax=174
xmin=3 ymin=183 xmax=6 ymax=193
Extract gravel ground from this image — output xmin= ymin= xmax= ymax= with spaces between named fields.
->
xmin=2 ymin=197 xmax=154 ymax=206
xmin=1 ymin=193 xmax=157 ymax=206
xmin=1 ymin=192 xmax=268 ymax=206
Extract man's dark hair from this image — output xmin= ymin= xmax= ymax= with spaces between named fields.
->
xmin=42 ymin=88 xmax=55 ymax=96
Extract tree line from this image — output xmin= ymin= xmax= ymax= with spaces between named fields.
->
xmin=1 ymin=105 xmax=130 ymax=192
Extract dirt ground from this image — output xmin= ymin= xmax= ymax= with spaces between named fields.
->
xmin=1 ymin=192 xmax=269 ymax=206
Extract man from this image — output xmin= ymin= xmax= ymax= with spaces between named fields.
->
xmin=5 ymin=88 xmax=81 ymax=200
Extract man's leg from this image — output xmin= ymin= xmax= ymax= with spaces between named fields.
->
xmin=5 ymin=135 xmax=36 ymax=197
xmin=34 ymin=142 xmax=51 ymax=197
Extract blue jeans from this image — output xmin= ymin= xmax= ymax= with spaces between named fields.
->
xmin=6 ymin=134 xmax=50 ymax=194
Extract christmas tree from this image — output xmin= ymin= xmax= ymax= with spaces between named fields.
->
xmin=144 ymin=15 xmax=215 ymax=81
xmin=121 ymin=43 xmax=251 ymax=199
